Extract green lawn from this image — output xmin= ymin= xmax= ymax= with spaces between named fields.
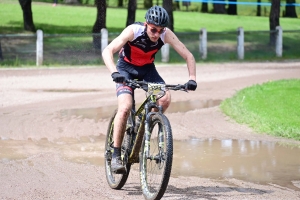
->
xmin=1 ymin=0 xmax=300 ymax=65
xmin=220 ymin=79 xmax=300 ymax=141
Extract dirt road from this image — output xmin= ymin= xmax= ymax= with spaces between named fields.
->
xmin=1 ymin=62 xmax=300 ymax=199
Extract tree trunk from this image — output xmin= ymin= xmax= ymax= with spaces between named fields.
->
xmin=163 ymin=0 xmax=174 ymax=31
xmin=213 ymin=0 xmax=226 ymax=14
xmin=126 ymin=0 xmax=137 ymax=26
xmin=269 ymin=0 xmax=280 ymax=46
xmin=227 ymin=0 xmax=237 ymax=15
xmin=92 ymin=0 xmax=106 ymax=50
xmin=284 ymin=0 xmax=298 ymax=18
xmin=118 ymin=0 xmax=123 ymax=7
xmin=174 ymin=1 xmax=180 ymax=10
xmin=18 ymin=0 xmax=36 ymax=32
xmin=144 ymin=0 xmax=152 ymax=9
xmin=256 ymin=0 xmax=261 ymax=16
xmin=201 ymin=2 xmax=208 ymax=13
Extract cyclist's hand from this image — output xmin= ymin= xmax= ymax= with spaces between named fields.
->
xmin=185 ymin=80 xmax=197 ymax=91
xmin=111 ymin=72 xmax=126 ymax=83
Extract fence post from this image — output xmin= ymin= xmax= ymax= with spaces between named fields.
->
xmin=36 ymin=29 xmax=43 ymax=66
xmin=101 ymin=28 xmax=108 ymax=54
xmin=161 ymin=44 xmax=169 ymax=62
xmin=275 ymin=26 xmax=282 ymax=57
xmin=199 ymin=28 xmax=207 ymax=59
xmin=237 ymin=27 xmax=244 ymax=60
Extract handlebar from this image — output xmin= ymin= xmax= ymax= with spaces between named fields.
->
xmin=125 ymin=79 xmax=187 ymax=92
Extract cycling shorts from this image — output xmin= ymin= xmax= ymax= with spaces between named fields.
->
xmin=115 ymin=58 xmax=165 ymax=97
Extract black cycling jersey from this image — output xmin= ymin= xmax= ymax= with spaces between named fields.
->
xmin=119 ymin=22 xmax=166 ymax=67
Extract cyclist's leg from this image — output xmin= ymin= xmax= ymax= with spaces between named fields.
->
xmin=114 ymin=59 xmax=136 ymax=148
xmin=112 ymin=59 xmax=135 ymax=172
xmin=141 ymin=64 xmax=171 ymax=113
xmin=113 ymin=92 xmax=132 ymax=148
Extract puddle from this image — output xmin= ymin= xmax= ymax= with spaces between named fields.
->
xmin=172 ymin=139 xmax=300 ymax=191
xmin=0 ymin=136 xmax=105 ymax=164
xmin=58 ymin=99 xmax=221 ymax=121
xmin=0 ymin=136 xmax=300 ymax=190
xmin=0 ymin=137 xmax=299 ymax=190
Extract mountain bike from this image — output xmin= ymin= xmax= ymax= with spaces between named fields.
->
xmin=104 ymin=79 xmax=187 ymax=200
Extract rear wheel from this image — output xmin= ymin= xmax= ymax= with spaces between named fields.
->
xmin=104 ymin=110 xmax=132 ymax=189
xmin=139 ymin=113 xmax=173 ymax=200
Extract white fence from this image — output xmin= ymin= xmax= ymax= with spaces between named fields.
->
xmin=0 ymin=26 xmax=285 ymax=66
xmin=34 ymin=26 xmax=283 ymax=66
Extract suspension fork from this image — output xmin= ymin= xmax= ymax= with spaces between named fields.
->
xmin=144 ymin=103 xmax=163 ymax=159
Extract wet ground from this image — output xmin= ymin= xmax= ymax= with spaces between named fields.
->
xmin=1 ymin=64 xmax=300 ymax=199
xmin=1 ymin=135 xmax=300 ymax=191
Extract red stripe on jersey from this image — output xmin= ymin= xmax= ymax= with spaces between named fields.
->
xmin=125 ymin=43 xmax=158 ymax=66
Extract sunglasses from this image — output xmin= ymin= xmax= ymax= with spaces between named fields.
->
xmin=147 ymin=24 xmax=166 ymax=34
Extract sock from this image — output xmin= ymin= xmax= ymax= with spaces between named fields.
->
xmin=113 ymin=147 xmax=121 ymax=158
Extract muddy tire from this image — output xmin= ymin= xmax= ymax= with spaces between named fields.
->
xmin=104 ymin=110 xmax=131 ymax=189
xmin=139 ymin=113 xmax=173 ymax=200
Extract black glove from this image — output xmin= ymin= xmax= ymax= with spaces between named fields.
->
xmin=185 ymin=80 xmax=197 ymax=91
xmin=111 ymin=72 xmax=126 ymax=83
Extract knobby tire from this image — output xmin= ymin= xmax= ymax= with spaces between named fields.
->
xmin=104 ymin=110 xmax=132 ymax=189
xmin=139 ymin=113 xmax=173 ymax=200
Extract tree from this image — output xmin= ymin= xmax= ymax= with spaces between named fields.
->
xmin=227 ymin=0 xmax=237 ymax=15
xmin=18 ymin=0 xmax=36 ymax=32
xmin=213 ymin=0 xmax=226 ymax=14
xmin=201 ymin=2 xmax=208 ymax=13
xmin=118 ymin=0 xmax=123 ymax=7
xmin=144 ymin=0 xmax=153 ymax=9
xmin=269 ymin=0 xmax=280 ymax=45
xmin=163 ymin=0 xmax=174 ymax=31
xmin=284 ymin=0 xmax=298 ymax=18
xmin=257 ymin=0 xmax=261 ymax=16
xmin=92 ymin=0 xmax=106 ymax=49
xmin=126 ymin=0 xmax=137 ymax=26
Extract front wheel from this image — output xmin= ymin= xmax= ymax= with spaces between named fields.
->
xmin=139 ymin=113 xmax=173 ymax=200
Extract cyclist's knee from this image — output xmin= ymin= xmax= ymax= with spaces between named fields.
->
xmin=117 ymin=95 xmax=132 ymax=118
xmin=117 ymin=108 xmax=130 ymax=120
xmin=158 ymin=91 xmax=171 ymax=112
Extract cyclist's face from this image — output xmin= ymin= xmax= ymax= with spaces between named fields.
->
xmin=146 ymin=23 xmax=166 ymax=42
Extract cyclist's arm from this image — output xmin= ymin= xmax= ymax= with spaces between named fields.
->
xmin=164 ymin=30 xmax=196 ymax=81
xmin=102 ymin=26 xmax=134 ymax=74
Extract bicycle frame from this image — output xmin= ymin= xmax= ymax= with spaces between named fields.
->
xmin=104 ymin=79 xmax=187 ymax=198
xmin=128 ymin=83 xmax=165 ymax=163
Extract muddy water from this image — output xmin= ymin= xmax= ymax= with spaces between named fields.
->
xmin=1 ymin=136 xmax=300 ymax=190
xmin=1 ymin=100 xmax=299 ymax=190
xmin=59 ymin=99 xmax=222 ymax=121
xmin=172 ymin=139 xmax=300 ymax=190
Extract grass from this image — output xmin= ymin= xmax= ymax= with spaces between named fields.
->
xmin=220 ymin=79 xmax=300 ymax=141
xmin=0 ymin=0 xmax=300 ymax=65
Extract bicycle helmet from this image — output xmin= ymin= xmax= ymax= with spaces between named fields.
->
xmin=145 ymin=5 xmax=169 ymax=27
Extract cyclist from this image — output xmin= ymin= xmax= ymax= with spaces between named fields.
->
xmin=102 ymin=5 xmax=197 ymax=173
